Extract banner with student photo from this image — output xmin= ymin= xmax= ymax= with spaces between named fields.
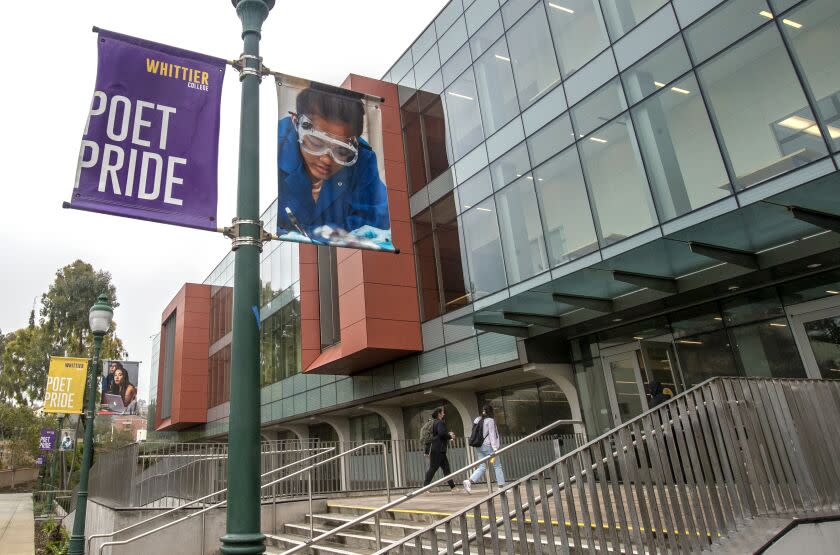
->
xmin=68 ymin=28 xmax=226 ymax=230
xmin=274 ymin=74 xmax=396 ymax=252
xmin=100 ymin=360 xmax=140 ymax=415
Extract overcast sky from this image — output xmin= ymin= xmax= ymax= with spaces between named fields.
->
xmin=0 ymin=0 xmax=447 ymax=401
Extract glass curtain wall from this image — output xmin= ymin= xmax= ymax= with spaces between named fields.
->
xmin=477 ymin=380 xmax=575 ymax=436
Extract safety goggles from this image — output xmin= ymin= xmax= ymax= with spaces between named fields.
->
xmin=294 ymin=114 xmax=359 ymax=166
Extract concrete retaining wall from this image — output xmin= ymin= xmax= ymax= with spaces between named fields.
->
xmin=0 ymin=467 xmax=39 ymax=488
xmin=64 ymin=496 xmax=325 ymax=555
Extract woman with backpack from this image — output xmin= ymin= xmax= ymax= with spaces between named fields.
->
xmin=463 ymin=404 xmax=505 ymax=493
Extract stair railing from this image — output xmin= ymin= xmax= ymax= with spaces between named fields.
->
xmin=373 ymin=377 xmax=840 ymax=555
xmin=279 ymin=418 xmax=582 ymax=554
xmin=95 ymin=442 xmax=388 ymax=555
xmin=87 ymin=445 xmax=334 ymax=554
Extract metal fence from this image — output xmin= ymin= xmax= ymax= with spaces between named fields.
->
xmin=83 ymin=432 xmax=584 ymax=511
xmin=32 ymin=489 xmax=73 ymax=520
xmin=376 ymin=378 xmax=840 ymax=554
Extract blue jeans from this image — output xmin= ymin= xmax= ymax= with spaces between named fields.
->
xmin=470 ymin=445 xmax=505 ymax=486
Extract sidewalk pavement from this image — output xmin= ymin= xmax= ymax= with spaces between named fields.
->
xmin=0 ymin=493 xmax=34 ymax=555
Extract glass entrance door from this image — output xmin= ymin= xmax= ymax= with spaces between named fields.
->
xmin=788 ymin=296 xmax=840 ymax=379
xmin=603 ymin=349 xmax=648 ymax=425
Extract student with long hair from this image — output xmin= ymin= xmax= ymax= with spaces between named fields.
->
xmin=463 ymin=404 xmax=505 ymax=493
xmin=108 ymin=366 xmax=137 ymax=408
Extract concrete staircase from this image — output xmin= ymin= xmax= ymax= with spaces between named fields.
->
xmin=265 ymin=496 xmax=624 ymax=555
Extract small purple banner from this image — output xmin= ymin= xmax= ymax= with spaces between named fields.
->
xmin=69 ymin=28 xmax=226 ymax=230
xmin=36 ymin=455 xmax=46 ymax=466
xmin=39 ymin=428 xmax=56 ymax=451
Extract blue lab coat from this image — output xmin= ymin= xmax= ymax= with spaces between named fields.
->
xmin=276 ymin=116 xmax=390 ymax=241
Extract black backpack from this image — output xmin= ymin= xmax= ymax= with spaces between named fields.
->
xmin=468 ymin=416 xmax=487 ymax=447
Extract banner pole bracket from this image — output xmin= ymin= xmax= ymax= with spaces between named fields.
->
xmin=229 ymin=54 xmax=271 ymax=81
xmin=219 ymin=218 xmax=274 ymax=251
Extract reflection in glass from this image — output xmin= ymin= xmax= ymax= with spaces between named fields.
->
xmin=507 ymin=4 xmax=562 ymax=108
xmin=721 ymin=287 xmax=784 ymax=326
xmin=470 ymin=11 xmax=505 ymax=58
xmin=804 ymin=315 xmax=840 ymax=379
xmin=781 ymin=0 xmax=840 ymax=152
xmin=600 ymin=0 xmax=668 ymax=40
xmin=631 ymin=74 xmax=731 ymax=221
xmin=697 ymin=25 xmax=828 ymax=190
xmin=545 ymin=0 xmax=610 ymax=77
xmin=437 ymin=218 xmax=471 ymax=313
xmin=729 ymin=319 xmax=806 ymax=378
xmin=527 ymin=113 xmax=574 ymax=167
xmin=444 ymin=67 xmax=485 ymax=160
xmin=490 ymin=142 xmax=531 ymax=190
xmin=578 ymin=114 xmax=658 ymax=245
xmin=474 ymin=38 xmax=520 ymax=134
xmin=533 ymin=147 xmax=599 ymax=266
xmin=675 ymin=329 xmax=739 ymax=386
xmin=496 ymin=175 xmax=550 ymax=283
xmin=607 ymin=353 xmax=646 ymax=422
xmin=461 ymin=198 xmax=508 ymax=298
xmin=574 ymin=358 xmax=612 ymax=436
xmin=570 ymin=78 xmax=627 ymax=138
xmin=684 ymin=0 xmax=769 ymax=65
xmin=621 ymin=36 xmax=693 ymax=106
xmin=416 ymin=233 xmax=441 ymax=321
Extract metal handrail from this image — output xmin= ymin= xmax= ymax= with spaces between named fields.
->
xmin=279 ymin=418 xmax=581 ymax=554
xmin=87 ymin=446 xmax=334 ymax=553
xmin=96 ymin=442 xmax=389 ymax=555
xmin=378 ymin=377 xmax=840 ymax=555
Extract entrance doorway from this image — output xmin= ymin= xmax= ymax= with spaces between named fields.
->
xmin=601 ymin=340 xmax=681 ymax=426
xmin=787 ymin=295 xmax=840 ymax=379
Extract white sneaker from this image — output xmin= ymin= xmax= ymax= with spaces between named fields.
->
xmin=463 ymin=479 xmax=472 ymax=494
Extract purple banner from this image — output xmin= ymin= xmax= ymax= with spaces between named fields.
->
xmin=69 ymin=28 xmax=226 ymax=230
xmin=36 ymin=454 xmax=46 ymax=466
xmin=39 ymin=428 xmax=56 ymax=451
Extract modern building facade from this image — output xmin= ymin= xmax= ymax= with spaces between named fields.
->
xmin=151 ymin=0 xmax=840 ymax=446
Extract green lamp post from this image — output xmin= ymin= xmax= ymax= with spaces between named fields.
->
xmin=67 ymin=294 xmax=113 ymax=555
xmin=221 ymin=2 xmax=274 ymax=554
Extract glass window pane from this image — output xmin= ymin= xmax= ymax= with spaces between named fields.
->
xmin=422 ymin=98 xmax=451 ymax=183
xmin=502 ymin=0 xmax=539 ymax=28
xmin=534 ymin=147 xmax=599 ymax=265
xmin=474 ymin=38 xmax=520 ymax=134
xmin=675 ymin=329 xmax=739 ymax=386
xmin=466 ymin=0 xmax=500 ymax=35
xmin=779 ymin=269 xmax=840 ymax=305
xmin=721 ymin=287 xmax=785 ymax=326
xmin=578 ymin=114 xmax=658 ymax=245
xmin=527 ymin=113 xmax=574 ymax=167
xmin=507 ymin=3 xmax=563 ymax=108
xmin=416 ymin=233 xmax=441 ymax=321
xmin=461 ymin=198 xmax=508 ymax=298
xmin=470 ymin=12 xmax=504 ymax=58
xmin=631 ymin=73 xmax=731 ymax=221
xmin=601 ymin=0 xmax=669 ymax=40
xmin=402 ymin=108 xmax=428 ymax=194
xmin=729 ymin=319 xmax=806 ymax=378
xmin=437 ymin=218 xmax=472 ymax=312
xmin=570 ymin=77 xmax=627 ymax=137
xmin=573 ymin=359 xmax=613 ymax=437
xmin=545 ymin=0 xmax=610 ymax=77
xmin=444 ymin=67 xmax=485 ymax=160
xmin=684 ymin=0 xmax=771 ymax=65
xmin=803 ymin=314 xmax=840 ymax=379
xmin=669 ymin=302 xmax=724 ymax=338
xmin=414 ymin=44 xmax=441 ymax=87
xmin=392 ymin=50 xmax=413 ymax=82
xmin=621 ymin=36 xmax=693 ymax=105
xmin=442 ymin=43 xmax=473 ymax=86
xmin=496 ymin=175 xmax=550 ymax=283
xmin=490 ymin=142 xmax=532 ymax=190
xmin=436 ymin=0 xmax=464 ymax=35
xmin=781 ymin=0 xmax=840 ymax=151
xmin=439 ymin=16 xmax=469 ymax=62
xmin=456 ymin=168 xmax=493 ymax=211
xmin=412 ymin=24 xmax=437 ymax=60
xmin=697 ymin=25 xmax=828 ymax=190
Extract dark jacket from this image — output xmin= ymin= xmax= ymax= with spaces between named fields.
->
xmin=276 ymin=116 xmax=390 ymax=240
xmin=649 ymin=381 xmax=671 ymax=408
xmin=429 ymin=419 xmax=452 ymax=454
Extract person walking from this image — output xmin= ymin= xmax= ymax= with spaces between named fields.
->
xmin=463 ymin=404 xmax=505 ymax=493
xmin=423 ymin=407 xmax=459 ymax=492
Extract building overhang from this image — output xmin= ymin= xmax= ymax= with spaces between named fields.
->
xmin=466 ymin=165 xmax=840 ymax=340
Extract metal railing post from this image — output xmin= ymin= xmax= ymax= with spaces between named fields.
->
xmin=307 ymin=469 xmax=313 ymax=539
xmin=382 ymin=444 xmax=391 ymax=502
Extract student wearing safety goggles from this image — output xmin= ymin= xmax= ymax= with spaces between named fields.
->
xmin=276 ymin=85 xmax=391 ymax=246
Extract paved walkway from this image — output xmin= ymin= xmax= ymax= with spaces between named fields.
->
xmin=0 ymin=493 xmax=34 ymax=555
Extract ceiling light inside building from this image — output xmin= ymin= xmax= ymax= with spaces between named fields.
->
xmin=677 ymin=339 xmax=704 ymax=345
xmin=447 ymin=91 xmax=473 ymax=101
xmin=769 ymin=322 xmax=787 ymax=327
xmin=807 ymin=263 xmax=822 ymax=269
xmin=759 ymin=10 xmax=773 ymax=19
xmin=782 ymin=18 xmax=802 ymax=28
xmin=827 ymin=290 xmax=839 ymax=295
xmin=778 ymin=115 xmax=840 ymax=139
xmin=495 ymin=54 xmax=510 ymax=62
xmin=548 ymin=3 xmax=575 ymax=14
xmin=589 ymin=137 xmax=608 ymax=143
xmin=671 ymin=86 xmax=691 ymax=94
xmin=654 ymin=81 xmax=666 ymax=88
xmin=476 ymin=207 xmax=493 ymax=212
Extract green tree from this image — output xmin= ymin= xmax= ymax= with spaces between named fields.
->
xmin=0 ymin=260 xmax=128 ymax=405
xmin=0 ymin=402 xmax=57 ymax=469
